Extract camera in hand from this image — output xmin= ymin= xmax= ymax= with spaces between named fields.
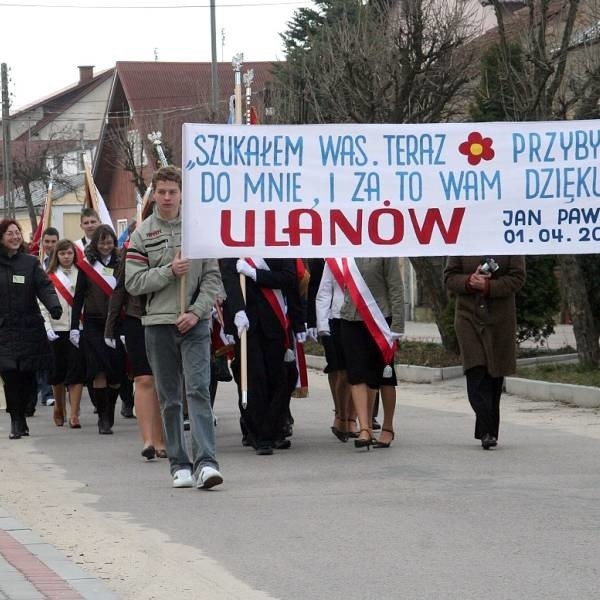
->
xmin=479 ymin=258 xmax=499 ymax=274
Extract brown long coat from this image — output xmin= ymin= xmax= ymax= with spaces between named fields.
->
xmin=444 ymin=255 xmax=526 ymax=377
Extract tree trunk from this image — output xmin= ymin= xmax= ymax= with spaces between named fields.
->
xmin=409 ymin=256 xmax=459 ymax=355
xmin=22 ymin=182 xmax=38 ymax=233
xmin=557 ymin=254 xmax=600 ymax=366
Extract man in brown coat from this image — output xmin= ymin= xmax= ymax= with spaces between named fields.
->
xmin=444 ymin=255 xmax=526 ymax=449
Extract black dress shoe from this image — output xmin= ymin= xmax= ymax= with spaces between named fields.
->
xmin=121 ymin=405 xmax=135 ymax=418
xmin=481 ymin=433 xmax=497 ymax=450
xmin=371 ymin=418 xmax=381 ymax=431
xmin=18 ymin=417 xmax=29 ymax=436
xmin=256 ymin=444 xmax=273 ymax=455
xmin=273 ymin=438 xmax=291 ymax=450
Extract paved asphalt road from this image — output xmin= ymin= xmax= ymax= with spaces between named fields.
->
xmin=1 ymin=369 xmax=599 ymax=600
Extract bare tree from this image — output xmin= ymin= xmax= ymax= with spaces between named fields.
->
xmin=487 ymin=0 xmax=599 ymax=365
xmin=1 ymin=131 xmax=79 ymax=231
xmin=103 ymin=89 xmax=228 ymax=197
xmin=272 ymin=0 xmax=482 ymax=352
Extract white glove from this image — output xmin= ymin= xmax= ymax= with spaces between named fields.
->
xmin=236 ymin=259 xmax=257 ymax=281
xmin=234 ymin=310 xmax=250 ymax=337
xmin=69 ymin=329 xmax=80 ymax=348
xmin=46 ymin=329 xmax=59 ymax=342
xmin=306 ymin=327 xmax=318 ymax=342
xmin=104 ymin=337 xmax=116 ymax=349
xmin=390 ymin=332 xmax=404 ymax=342
xmin=296 ymin=331 xmax=307 ymax=344
xmin=225 ymin=334 xmax=235 ymax=345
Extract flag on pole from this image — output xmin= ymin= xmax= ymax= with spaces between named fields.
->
xmin=30 ymin=181 xmax=53 ymax=258
xmin=227 ymin=95 xmax=235 ymax=124
xmin=83 ymin=159 xmax=114 ymax=230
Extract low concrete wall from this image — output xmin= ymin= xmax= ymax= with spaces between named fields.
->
xmin=305 ymin=354 xmax=596 ymax=409
xmin=505 ymin=377 xmax=600 ymax=408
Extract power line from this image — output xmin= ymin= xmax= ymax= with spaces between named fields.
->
xmin=0 ymin=1 xmax=304 ymax=8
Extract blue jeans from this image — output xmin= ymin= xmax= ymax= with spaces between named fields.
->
xmin=145 ymin=320 xmax=218 ymax=476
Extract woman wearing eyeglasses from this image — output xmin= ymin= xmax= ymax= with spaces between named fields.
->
xmin=0 ymin=219 xmax=61 ymax=439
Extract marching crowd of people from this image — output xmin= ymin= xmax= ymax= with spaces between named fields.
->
xmin=0 ymin=165 xmax=525 ymax=489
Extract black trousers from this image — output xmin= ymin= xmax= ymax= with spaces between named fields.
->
xmin=231 ymin=331 xmax=289 ymax=446
xmin=465 ymin=366 xmax=504 ymax=440
xmin=2 ymin=370 xmax=37 ymax=417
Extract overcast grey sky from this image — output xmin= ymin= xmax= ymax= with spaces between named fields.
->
xmin=0 ymin=0 xmax=311 ymax=110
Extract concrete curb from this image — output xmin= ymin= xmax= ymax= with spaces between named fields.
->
xmin=306 ymin=353 xmax=580 ymax=384
xmin=305 ymin=352 xmax=598 ymax=408
xmin=0 ymin=508 xmax=119 ymax=600
xmin=505 ymin=377 xmax=600 ymax=408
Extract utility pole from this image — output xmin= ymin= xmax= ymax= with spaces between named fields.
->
xmin=1 ymin=63 xmax=13 ymax=219
xmin=210 ymin=0 xmax=219 ymax=119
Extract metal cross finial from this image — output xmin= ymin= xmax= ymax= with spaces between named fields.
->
xmin=232 ymin=53 xmax=244 ymax=72
xmin=148 ymin=131 xmax=168 ymax=167
xmin=148 ymin=131 xmax=162 ymax=145
xmin=243 ymin=69 xmax=254 ymax=88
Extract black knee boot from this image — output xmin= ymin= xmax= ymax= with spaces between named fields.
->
xmin=8 ymin=413 xmax=21 ymax=440
xmin=94 ymin=388 xmax=113 ymax=435
xmin=107 ymin=387 xmax=119 ymax=429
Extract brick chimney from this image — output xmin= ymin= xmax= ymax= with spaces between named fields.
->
xmin=77 ymin=65 xmax=94 ymax=85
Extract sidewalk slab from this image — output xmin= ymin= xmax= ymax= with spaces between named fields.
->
xmin=0 ymin=512 xmax=119 ymax=600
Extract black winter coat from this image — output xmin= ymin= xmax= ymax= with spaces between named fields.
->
xmin=0 ymin=247 xmax=61 ymax=372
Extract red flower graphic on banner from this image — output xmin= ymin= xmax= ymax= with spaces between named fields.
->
xmin=458 ymin=132 xmax=495 ymax=165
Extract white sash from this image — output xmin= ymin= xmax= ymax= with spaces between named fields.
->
xmin=247 ymin=257 xmax=287 ymax=318
xmin=56 ymin=268 xmax=75 ymax=297
xmin=92 ymin=259 xmax=117 ymax=291
xmin=342 ymin=257 xmax=396 ymax=364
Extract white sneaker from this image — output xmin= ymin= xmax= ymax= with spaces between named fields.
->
xmin=196 ymin=466 xmax=223 ymax=490
xmin=172 ymin=469 xmax=194 ymax=488
xmin=46 ymin=398 xmax=55 ymax=406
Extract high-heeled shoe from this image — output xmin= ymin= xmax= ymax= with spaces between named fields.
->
xmin=346 ymin=419 xmax=359 ymax=438
xmin=354 ymin=429 xmax=373 ymax=450
xmin=330 ymin=425 xmax=348 ymax=443
xmin=374 ymin=428 xmax=395 ymax=449
xmin=141 ymin=445 xmax=156 ymax=460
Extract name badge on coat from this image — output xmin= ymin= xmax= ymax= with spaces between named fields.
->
xmin=12 ymin=275 xmax=25 ymax=284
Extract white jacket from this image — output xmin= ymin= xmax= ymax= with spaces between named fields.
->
xmin=39 ymin=267 xmax=82 ymax=332
xmin=315 ymin=264 xmax=345 ymax=334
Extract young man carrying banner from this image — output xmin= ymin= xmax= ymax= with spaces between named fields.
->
xmin=125 ymin=166 xmax=224 ymax=489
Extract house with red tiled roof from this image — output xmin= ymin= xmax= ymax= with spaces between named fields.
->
xmin=93 ymin=60 xmax=276 ymax=225
xmin=1 ymin=66 xmax=114 ymax=238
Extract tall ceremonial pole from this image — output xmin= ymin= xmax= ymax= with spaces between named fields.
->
xmin=232 ymin=53 xmax=248 ymax=409
xmin=38 ymin=180 xmax=53 ymax=262
xmin=148 ymin=130 xmax=187 ymax=316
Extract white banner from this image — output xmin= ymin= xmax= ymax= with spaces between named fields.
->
xmin=181 ymin=121 xmax=600 ymax=258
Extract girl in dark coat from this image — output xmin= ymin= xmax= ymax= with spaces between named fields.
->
xmin=71 ymin=225 xmax=123 ymax=434
xmin=444 ymin=255 xmax=526 ymax=449
xmin=0 ymin=219 xmax=61 ymax=439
